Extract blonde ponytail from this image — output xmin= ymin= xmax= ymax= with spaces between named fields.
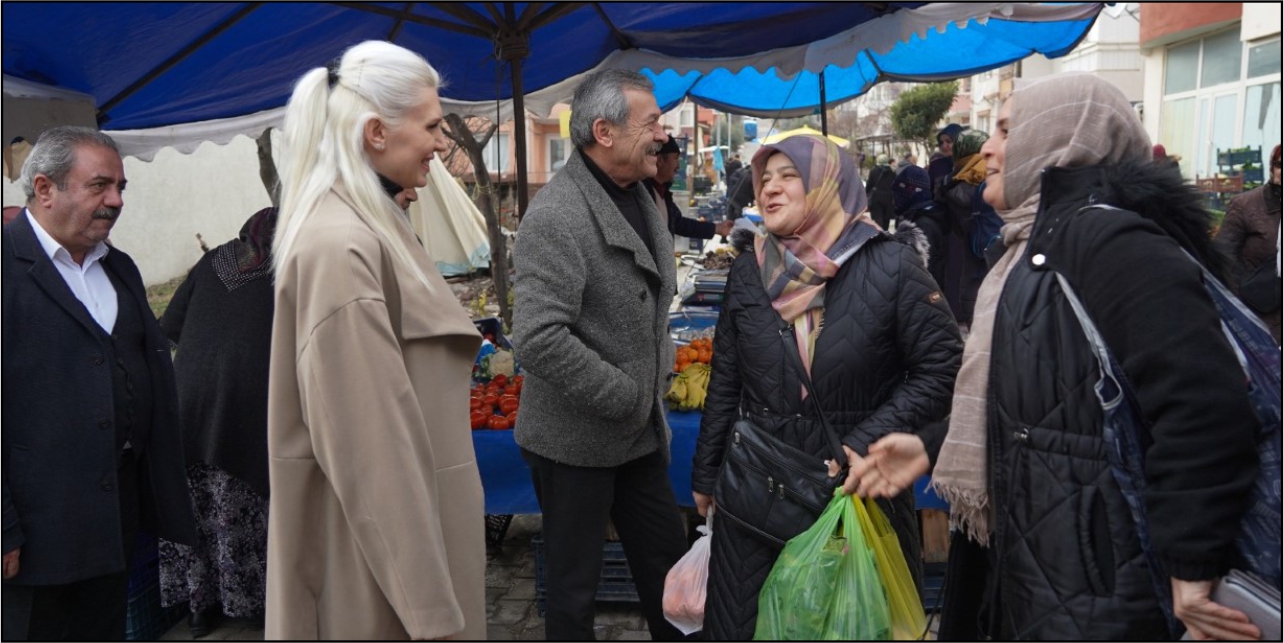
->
xmin=273 ymin=41 xmax=442 ymax=293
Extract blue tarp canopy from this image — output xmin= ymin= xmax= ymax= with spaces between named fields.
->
xmin=645 ymin=7 xmax=1101 ymax=117
xmin=3 ymin=2 xmax=931 ymax=130
xmin=2 ymin=3 xmax=1103 ymax=164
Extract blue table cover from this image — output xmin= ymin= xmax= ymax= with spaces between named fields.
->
xmin=474 ymin=410 xmax=702 ymax=515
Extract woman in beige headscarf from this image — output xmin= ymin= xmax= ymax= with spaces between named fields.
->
xmin=852 ymin=73 xmax=1263 ymax=640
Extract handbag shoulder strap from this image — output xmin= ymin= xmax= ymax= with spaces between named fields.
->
xmin=778 ymin=324 xmax=848 ymax=464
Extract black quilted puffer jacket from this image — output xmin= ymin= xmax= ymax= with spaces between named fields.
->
xmin=694 ymin=224 xmax=961 ymax=532
xmin=978 ymin=162 xmax=1260 ymax=640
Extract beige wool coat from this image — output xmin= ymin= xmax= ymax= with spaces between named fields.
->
xmin=265 ymin=185 xmax=485 ymax=640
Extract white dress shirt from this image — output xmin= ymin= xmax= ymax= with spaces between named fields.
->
xmin=26 ymin=209 xmax=118 ymax=333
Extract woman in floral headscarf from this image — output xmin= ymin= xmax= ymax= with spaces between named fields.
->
xmin=690 ymin=134 xmax=962 ymax=639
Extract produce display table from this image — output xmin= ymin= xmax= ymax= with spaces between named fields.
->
xmin=473 ymin=409 xmax=702 ymax=516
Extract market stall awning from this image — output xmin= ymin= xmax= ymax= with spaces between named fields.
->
xmin=642 ymin=2 xmax=1103 ymax=118
xmin=3 ymin=3 xmax=1103 ymax=158
xmin=763 ymin=126 xmax=850 ymax=148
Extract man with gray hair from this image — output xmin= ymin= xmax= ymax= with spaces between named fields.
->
xmin=2 ymin=126 xmax=195 ymax=640
xmin=512 ymin=69 xmax=688 ymax=640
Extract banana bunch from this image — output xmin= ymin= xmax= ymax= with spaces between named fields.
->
xmin=666 ymin=363 xmax=712 ymax=412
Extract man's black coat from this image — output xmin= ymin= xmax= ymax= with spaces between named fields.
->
xmin=3 ymin=212 xmax=195 ymax=585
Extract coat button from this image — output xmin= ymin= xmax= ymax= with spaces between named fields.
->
xmin=101 ymin=481 xmax=114 ymax=492
xmin=1031 ymin=254 xmax=1047 ymax=267
xmin=91 ymin=353 xmax=104 ymax=365
xmin=99 ymin=419 xmax=110 ymax=430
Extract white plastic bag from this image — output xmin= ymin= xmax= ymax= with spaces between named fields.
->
xmin=663 ymin=515 xmax=712 ymax=635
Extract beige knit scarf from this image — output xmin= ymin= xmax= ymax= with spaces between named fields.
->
xmin=930 ymin=73 xmax=1153 ymax=545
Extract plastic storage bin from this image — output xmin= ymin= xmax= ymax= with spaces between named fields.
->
xmin=126 ymin=534 xmax=188 ymax=641
xmin=532 ymin=534 xmax=639 ymax=615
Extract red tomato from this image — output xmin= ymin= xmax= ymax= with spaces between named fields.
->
xmin=499 ymin=396 xmax=520 ymax=415
xmin=482 ymin=393 xmax=499 ymax=409
xmin=488 ymin=415 xmax=511 ymax=430
xmin=470 ymin=410 xmax=489 ymax=430
xmin=493 ymin=374 xmax=509 ymax=387
xmin=506 ymin=411 xmax=517 ymax=427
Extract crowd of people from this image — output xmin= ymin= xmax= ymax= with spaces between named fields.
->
xmin=2 ymin=36 xmax=1279 ymax=643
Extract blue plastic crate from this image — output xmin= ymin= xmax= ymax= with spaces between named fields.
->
xmin=127 ymin=533 xmax=160 ymax=595
xmin=532 ymin=534 xmax=639 ymax=616
xmin=922 ymin=561 xmax=946 ymax=613
xmin=669 ymin=310 xmax=719 ymax=344
xmin=914 ymin=476 xmax=949 ymax=511
xmin=126 ymin=577 xmax=187 ymax=641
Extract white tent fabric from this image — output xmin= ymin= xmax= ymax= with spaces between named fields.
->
xmin=102 ymin=96 xmax=525 ymax=162
xmin=408 ymin=156 xmax=490 ymax=277
xmin=1 ymin=75 xmax=98 ymax=168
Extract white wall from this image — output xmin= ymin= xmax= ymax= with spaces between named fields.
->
xmin=1243 ymin=2 xmax=1283 ymax=42
xmin=3 ymin=134 xmax=274 ymax=285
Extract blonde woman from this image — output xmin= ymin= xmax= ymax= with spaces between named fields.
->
xmin=265 ymin=41 xmax=484 ymax=640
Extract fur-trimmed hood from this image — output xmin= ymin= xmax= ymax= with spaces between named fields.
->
xmin=729 ymin=221 xmax=931 ymax=271
xmin=1036 ymin=160 xmax=1229 ymax=282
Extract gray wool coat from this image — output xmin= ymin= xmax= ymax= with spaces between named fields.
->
xmin=511 ymin=150 xmax=677 ymax=468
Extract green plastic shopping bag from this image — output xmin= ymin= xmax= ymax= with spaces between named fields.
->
xmin=754 ymin=491 xmax=892 ymax=640
xmin=853 ymin=495 xmax=928 ymax=640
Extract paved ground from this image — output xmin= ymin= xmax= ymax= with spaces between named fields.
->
xmin=160 ymin=514 xmax=655 ymax=641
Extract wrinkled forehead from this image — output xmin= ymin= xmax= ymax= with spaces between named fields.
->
xmin=70 ymin=144 xmax=126 ymax=179
xmin=624 ymin=88 xmax=659 ymax=122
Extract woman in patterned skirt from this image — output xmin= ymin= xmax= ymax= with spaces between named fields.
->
xmin=158 ymin=207 xmax=277 ymax=637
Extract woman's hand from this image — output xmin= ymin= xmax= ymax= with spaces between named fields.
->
xmin=693 ymin=492 xmax=715 ymax=518
xmin=1172 ymin=578 xmax=1261 ymax=640
xmin=848 ymin=433 xmax=930 ymax=498
xmin=826 ymin=445 xmax=866 ymax=495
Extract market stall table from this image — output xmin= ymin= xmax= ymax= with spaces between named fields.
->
xmin=473 ymin=409 xmax=702 ymax=516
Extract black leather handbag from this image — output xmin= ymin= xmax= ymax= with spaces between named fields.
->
xmin=713 ymin=325 xmax=847 ymax=548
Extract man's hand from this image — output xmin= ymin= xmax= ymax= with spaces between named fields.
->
xmin=849 ymin=433 xmax=931 ymax=498
xmin=1172 ymin=577 xmax=1261 ymax=640
xmin=693 ymin=492 xmax=715 ymax=518
xmin=715 ymin=220 xmax=734 ymax=237
xmin=2 ymin=548 xmax=19 ymax=580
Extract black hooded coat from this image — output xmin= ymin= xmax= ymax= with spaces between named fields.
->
xmin=951 ymin=160 xmax=1261 ymax=640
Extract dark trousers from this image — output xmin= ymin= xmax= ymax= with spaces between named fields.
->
xmin=936 ymin=529 xmax=991 ymax=641
xmin=2 ymin=455 xmax=141 ymax=641
xmin=522 ymin=448 xmax=689 ymax=641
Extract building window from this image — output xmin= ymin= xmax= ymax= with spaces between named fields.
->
xmin=1200 ymin=29 xmax=1243 ymax=88
xmin=1164 ymin=40 xmax=1200 ymax=95
xmin=1243 ymin=82 xmax=1282 ymax=169
xmin=480 ymin=132 xmax=510 ymax=175
xmin=547 ymin=137 xmax=568 ymax=179
xmin=1248 ymin=39 xmax=1282 ymax=79
xmin=1161 ymin=31 xmax=1282 ymax=178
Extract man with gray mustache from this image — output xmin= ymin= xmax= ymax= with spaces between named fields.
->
xmin=2 ymin=126 xmax=195 ymax=640
xmin=512 ymin=69 xmax=689 ymax=640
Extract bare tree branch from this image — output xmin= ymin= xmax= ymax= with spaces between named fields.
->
xmin=443 ymin=112 xmax=512 ymax=328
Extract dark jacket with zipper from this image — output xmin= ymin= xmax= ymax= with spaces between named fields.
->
xmin=693 ymin=224 xmax=962 ymax=639
xmin=979 ymin=162 xmax=1260 ymax=640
